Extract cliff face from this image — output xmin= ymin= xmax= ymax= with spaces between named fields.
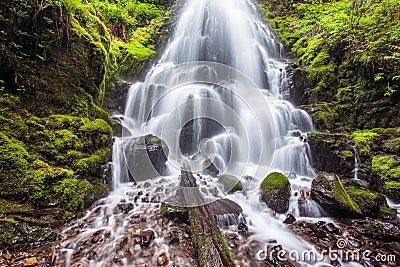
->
xmin=0 ymin=0 xmax=175 ymax=249
xmin=258 ymin=0 xmax=400 ymax=131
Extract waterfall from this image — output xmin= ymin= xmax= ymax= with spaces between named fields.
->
xmin=56 ymin=0 xmax=325 ymax=265
xmin=116 ymin=0 xmax=317 ymax=251
xmin=118 ymin=0 xmax=315 ymax=185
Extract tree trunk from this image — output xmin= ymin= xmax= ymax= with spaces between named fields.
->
xmin=179 ymin=168 xmax=236 ymax=267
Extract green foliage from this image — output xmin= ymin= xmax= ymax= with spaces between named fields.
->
xmin=75 ymin=148 xmax=110 ymax=175
xmin=341 ymin=150 xmax=354 ymax=160
xmin=352 ymin=131 xmax=379 ymax=159
xmin=385 ymin=181 xmax=400 ymax=201
xmin=346 ymin=187 xmax=379 ymax=209
xmin=260 ymin=0 xmax=400 ymax=130
xmin=54 ymin=178 xmax=93 ymax=212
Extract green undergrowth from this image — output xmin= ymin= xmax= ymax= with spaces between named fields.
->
xmin=0 ymin=0 xmax=173 ymax=218
xmin=259 ymin=0 xmax=400 ymax=131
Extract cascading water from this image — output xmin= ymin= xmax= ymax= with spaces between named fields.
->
xmin=55 ymin=0 xmax=330 ymax=266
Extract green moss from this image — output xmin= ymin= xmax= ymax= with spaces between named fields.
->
xmin=0 ymin=199 xmax=33 ymax=213
xmin=342 ymin=150 xmax=354 ymax=160
xmin=79 ymin=119 xmax=113 ymax=151
xmin=346 ymin=187 xmax=378 ymax=208
xmin=0 ymin=218 xmax=18 ymax=247
xmin=352 ymin=131 xmax=379 ymax=159
xmin=261 ymin=172 xmax=289 ymax=191
xmin=160 ymin=203 xmax=185 ymax=216
xmin=372 ymin=156 xmax=400 ymax=182
xmin=54 ymin=178 xmax=93 ymax=212
xmin=385 ymin=181 xmax=400 ymax=201
xmin=330 ymin=176 xmax=362 ymax=215
xmin=75 ymin=148 xmax=110 ymax=175
xmin=218 ymin=175 xmax=243 ymax=193
xmin=384 ymin=138 xmax=400 ymax=155
xmin=379 ymin=207 xmax=397 ymax=220
xmin=0 ymin=132 xmax=30 ymax=195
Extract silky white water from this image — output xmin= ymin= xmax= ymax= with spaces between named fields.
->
xmin=56 ymin=0 xmax=330 ymax=266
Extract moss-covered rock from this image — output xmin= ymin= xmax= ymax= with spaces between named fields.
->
xmin=260 ymin=172 xmax=291 ymax=213
xmin=307 ymin=132 xmax=355 ymax=179
xmin=386 ymin=181 xmax=400 ymax=203
xmin=218 ymin=175 xmax=243 ymax=194
xmin=0 ymin=132 xmax=30 ymax=197
xmin=371 ymin=156 xmax=400 ymax=191
xmin=384 ymin=138 xmax=400 ymax=156
xmin=0 ymin=218 xmax=57 ymax=250
xmin=352 ymin=131 xmax=380 ymax=160
xmin=311 ymin=173 xmax=362 ymax=217
xmin=346 ymin=187 xmax=386 ymax=217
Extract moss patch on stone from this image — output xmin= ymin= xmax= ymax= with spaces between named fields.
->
xmin=218 ymin=175 xmax=243 ymax=193
xmin=331 ymin=177 xmax=362 ymax=216
xmin=372 ymin=156 xmax=400 ymax=182
xmin=352 ymin=131 xmax=379 ymax=160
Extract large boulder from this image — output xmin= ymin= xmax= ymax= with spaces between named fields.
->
xmin=124 ymin=134 xmax=169 ymax=181
xmin=346 ymin=187 xmax=387 ymax=217
xmin=311 ymin=173 xmax=362 ymax=218
xmin=208 ymin=199 xmax=243 ymax=215
xmin=307 ymin=132 xmax=356 ymax=179
xmin=260 ymin=172 xmax=291 ymax=213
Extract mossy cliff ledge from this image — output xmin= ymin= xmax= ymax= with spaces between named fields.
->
xmin=259 ymin=0 xmax=400 ymax=131
xmin=0 ymin=0 xmax=175 ymax=250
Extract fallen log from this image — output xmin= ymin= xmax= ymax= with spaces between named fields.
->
xmin=179 ymin=168 xmax=236 ymax=267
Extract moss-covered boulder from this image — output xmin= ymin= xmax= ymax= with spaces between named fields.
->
xmin=260 ymin=172 xmax=291 ymax=213
xmin=386 ymin=181 xmax=400 ymax=203
xmin=371 ymin=156 xmax=400 ymax=191
xmin=346 ymin=187 xmax=386 ymax=218
xmin=0 ymin=133 xmax=30 ymax=197
xmin=307 ymin=132 xmax=356 ymax=179
xmin=218 ymin=175 xmax=243 ymax=194
xmin=384 ymin=137 xmax=400 ymax=155
xmin=311 ymin=173 xmax=362 ymax=217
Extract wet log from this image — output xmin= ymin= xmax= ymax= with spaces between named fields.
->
xmin=179 ymin=169 xmax=236 ymax=267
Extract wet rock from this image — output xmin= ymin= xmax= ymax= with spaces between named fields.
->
xmin=124 ymin=135 xmax=169 ymax=180
xmin=218 ymin=175 xmax=243 ymax=193
xmin=117 ymin=202 xmax=134 ymax=213
xmin=24 ymin=257 xmax=37 ymax=266
xmin=311 ymin=173 xmax=362 ymax=217
xmin=307 ymin=132 xmax=356 ymax=179
xmin=238 ymin=222 xmax=252 ymax=237
xmin=283 ymin=214 xmax=296 ymax=224
xmin=202 ymin=159 xmax=220 ymax=177
xmin=346 ymin=219 xmax=400 ymax=241
xmin=140 ymin=230 xmax=155 ymax=248
xmin=260 ymin=172 xmax=291 ymax=213
xmin=208 ymin=198 xmax=242 ymax=216
xmin=157 ymin=252 xmax=169 ymax=266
